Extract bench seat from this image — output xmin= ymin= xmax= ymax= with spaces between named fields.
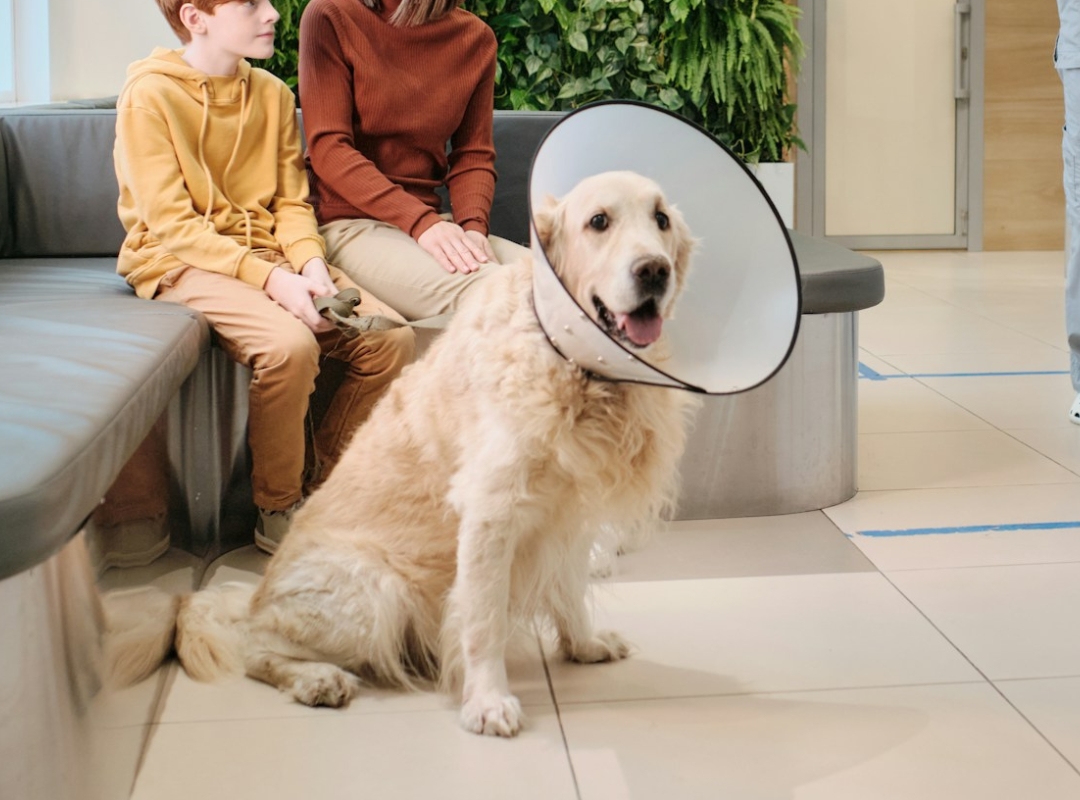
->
xmin=0 ymin=259 xmax=207 ymax=580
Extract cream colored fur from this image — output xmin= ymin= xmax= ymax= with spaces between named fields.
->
xmin=101 ymin=586 xmax=180 ymax=689
xmin=172 ymin=171 xmax=698 ymax=736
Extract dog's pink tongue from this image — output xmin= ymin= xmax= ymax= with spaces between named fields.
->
xmin=616 ymin=312 xmax=663 ymax=346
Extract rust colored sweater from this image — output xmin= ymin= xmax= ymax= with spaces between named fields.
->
xmin=299 ymin=0 xmax=498 ymax=239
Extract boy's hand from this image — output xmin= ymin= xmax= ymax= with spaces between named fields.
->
xmin=418 ymin=221 xmax=490 ymax=274
xmin=300 ymin=257 xmax=338 ymax=296
xmin=264 ymin=266 xmax=335 ymax=333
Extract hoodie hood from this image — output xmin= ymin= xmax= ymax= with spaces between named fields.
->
xmin=121 ymin=47 xmax=252 ymax=104
xmin=122 ymin=47 xmax=255 ymax=245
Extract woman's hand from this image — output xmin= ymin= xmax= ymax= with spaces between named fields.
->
xmin=418 ymin=221 xmax=491 ymax=274
xmin=464 ymin=230 xmax=498 ymax=265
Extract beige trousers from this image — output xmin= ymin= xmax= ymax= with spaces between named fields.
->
xmin=156 ymin=264 xmax=415 ymax=511
xmin=320 ymin=217 xmax=531 ymax=320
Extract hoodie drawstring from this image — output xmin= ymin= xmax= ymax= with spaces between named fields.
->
xmin=197 ymin=82 xmax=215 ymax=228
xmin=196 ymin=77 xmax=254 ymax=250
xmin=220 ymin=79 xmax=253 ymax=250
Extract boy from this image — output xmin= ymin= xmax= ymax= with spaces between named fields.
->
xmin=114 ymin=0 xmax=415 ymax=553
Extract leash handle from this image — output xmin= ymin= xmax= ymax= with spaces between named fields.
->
xmin=315 ymin=289 xmax=452 ymax=336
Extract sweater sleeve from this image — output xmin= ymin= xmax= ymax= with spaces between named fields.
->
xmin=270 ymin=84 xmax=327 ymax=268
xmin=299 ymin=2 xmax=442 ymax=239
xmin=446 ymin=36 xmax=498 ymax=237
xmin=115 ymin=93 xmax=278 ymax=289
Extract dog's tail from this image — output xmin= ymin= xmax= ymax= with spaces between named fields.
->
xmin=101 ymin=586 xmax=182 ymax=688
xmin=174 ymin=581 xmax=254 ymax=682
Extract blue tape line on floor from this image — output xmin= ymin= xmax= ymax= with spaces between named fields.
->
xmin=858 ymin=363 xmax=1069 ymax=381
xmin=855 ymin=521 xmax=1080 ymax=538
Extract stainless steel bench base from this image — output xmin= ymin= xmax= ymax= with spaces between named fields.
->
xmin=676 ymin=312 xmax=858 ymax=519
xmin=0 ymin=535 xmax=165 ymax=800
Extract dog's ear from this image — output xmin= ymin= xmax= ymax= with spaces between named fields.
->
xmin=667 ymin=203 xmax=698 ymax=293
xmin=533 ymin=193 xmax=563 ymax=263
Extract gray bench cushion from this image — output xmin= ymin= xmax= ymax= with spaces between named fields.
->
xmin=0 ymin=259 xmax=208 ymax=580
xmin=0 ymin=110 xmax=127 ymax=258
xmin=789 ymin=230 xmax=884 ymax=313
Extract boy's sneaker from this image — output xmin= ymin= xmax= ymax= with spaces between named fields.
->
xmin=1071 ymin=394 xmax=1080 ymax=425
xmin=255 ymin=502 xmax=302 ymax=555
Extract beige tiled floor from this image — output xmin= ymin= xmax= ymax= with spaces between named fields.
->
xmin=129 ymin=250 xmax=1080 ymax=799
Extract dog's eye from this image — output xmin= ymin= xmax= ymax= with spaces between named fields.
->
xmin=589 ymin=213 xmax=609 ymax=232
xmin=655 ymin=211 xmax=670 ymax=231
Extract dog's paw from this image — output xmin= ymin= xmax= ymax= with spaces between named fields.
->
xmin=288 ymin=663 xmax=363 ymax=708
xmin=588 ymin=541 xmax=618 ymax=579
xmin=459 ymin=691 xmax=525 ymax=737
xmin=566 ymin=630 xmax=632 ymax=664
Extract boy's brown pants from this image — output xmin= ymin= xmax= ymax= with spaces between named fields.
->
xmin=156 ymin=264 xmax=415 ymax=512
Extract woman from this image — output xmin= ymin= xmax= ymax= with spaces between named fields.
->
xmin=299 ymin=0 xmax=529 ymax=320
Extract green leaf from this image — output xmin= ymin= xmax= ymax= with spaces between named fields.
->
xmin=568 ymin=31 xmax=589 ymax=53
xmin=658 ymin=87 xmax=683 ymax=109
xmin=555 ymin=76 xmax=591 ymax=100
xmin=510 ymin=87 xmax=531 ymax=109
xmin=669 ymin=0 xmax=692 ymax=23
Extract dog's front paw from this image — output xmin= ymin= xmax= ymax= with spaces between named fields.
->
xmin=289 ymin=663 xmax=363 ymax=708
xmin=588 ymin=541 xmax=618 ymax=579
xmin=566 ymin=630 xmax=632 ymax=664
xmin=459 ymin=691 xmax=525 ymax=737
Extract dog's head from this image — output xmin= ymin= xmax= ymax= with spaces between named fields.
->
xmin=534 ymin=171 xmax=695 ymax=352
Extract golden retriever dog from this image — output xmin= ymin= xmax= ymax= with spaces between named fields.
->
xmin=171 ymin=170 xmax=697 ymax=737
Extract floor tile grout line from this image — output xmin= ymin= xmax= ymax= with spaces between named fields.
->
xmin=548 ymin=679 xmax=992 ymax=708
xmin=988 ymin=685 xmax=1080 ymax=776
xmin=860 ymin=268 xmax=1068 ymax=350
xmin=904 ymin=371 xmax=1077 ymax=458
xmin=891 ymin=355 xmax=1080 ymax=481
xmin=539 ymin=638 xmax=584 ymax=800
xmin=875 ymin=569 xmax=1080 ymax=779
xmin=867 ymin=365 xmax=1014 ymax=438
xmin=129 ymin=661 xmax=182 ymax=794
xmin=827 ymin=482 xmax=1080 ymax=507
xmin=869 ymin=559 xmax=1080 ymax=574
xmin=997 ymin=428 xmax=1080 ymax=480
xmin=995 ymin=673 xmax=1080 ymax=685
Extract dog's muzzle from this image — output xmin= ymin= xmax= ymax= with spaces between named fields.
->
xmin=632 ymin=255 xmax=671 ymax=298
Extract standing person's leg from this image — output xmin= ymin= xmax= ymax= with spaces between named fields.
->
xmin=322 ymin=218 xmax=515 ymax=320
xmin=156 ymin=267 xmax=319 ymax=514
xmin=1061 ymin=68 xmax=1080 ymax=420
xmin=310 ymin=269 xmax=416 ymax=485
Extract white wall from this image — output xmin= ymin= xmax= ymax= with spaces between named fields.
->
xmin=48 ymin=0 xmax=175 ymax=100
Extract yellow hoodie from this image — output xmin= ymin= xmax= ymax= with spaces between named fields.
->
xmin=114 ymin=48 xmax=325 ymax=298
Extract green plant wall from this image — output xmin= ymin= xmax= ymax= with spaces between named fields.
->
xmin=256 ymin=0 xmax=804 ymax=162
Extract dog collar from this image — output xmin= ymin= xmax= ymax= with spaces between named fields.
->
xmin=528 ymin=101 xmax=802 ymax=395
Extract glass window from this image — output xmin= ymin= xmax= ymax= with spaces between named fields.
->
xmin=0 ymin=0 xmax=14 ymax=103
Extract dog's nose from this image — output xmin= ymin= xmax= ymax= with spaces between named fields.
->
xmin=632 ymin=256 xmax=671 ymax=296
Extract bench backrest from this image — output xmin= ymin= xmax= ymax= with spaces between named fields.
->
xmin=0 ymin=106 xmax=562 ymax=259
